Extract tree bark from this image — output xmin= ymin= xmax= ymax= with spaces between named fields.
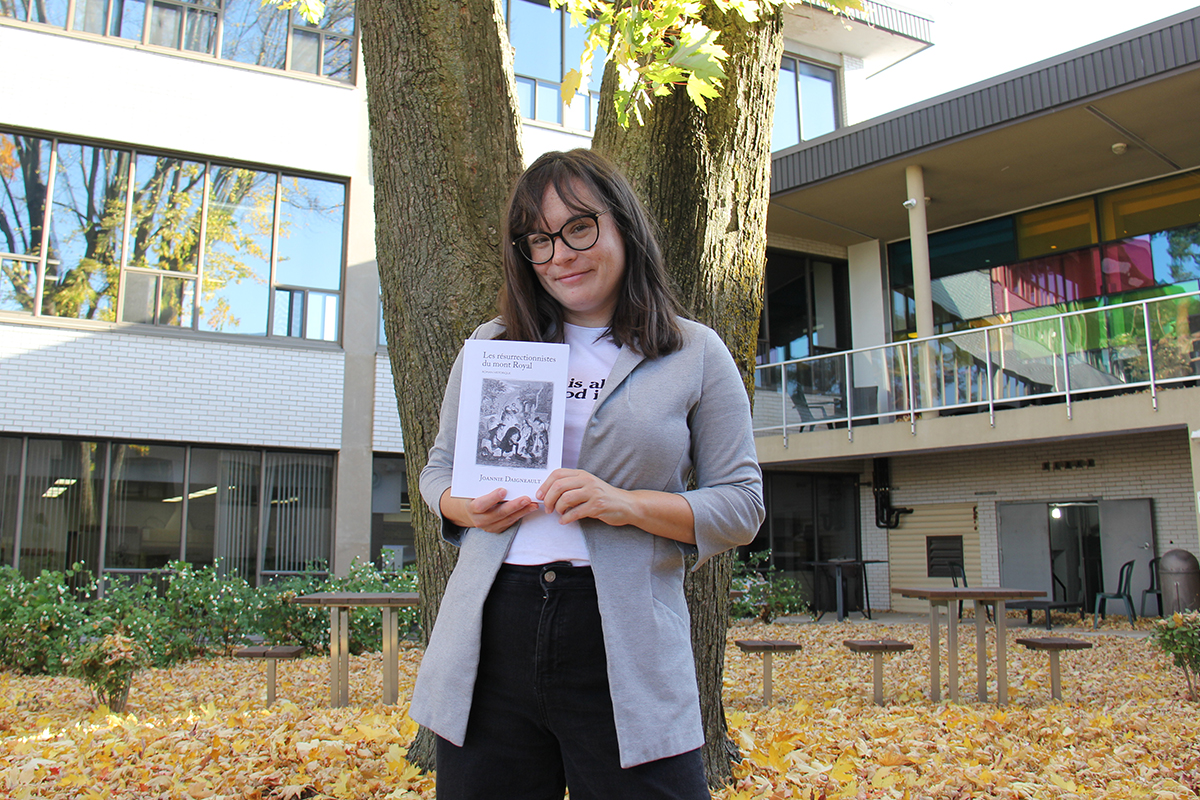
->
xmin=591 ymin=7 xmax=783 ymax=787
xmin=358 ymin=0 xmax=524 ymax=771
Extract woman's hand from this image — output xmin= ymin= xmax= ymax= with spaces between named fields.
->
xmin=440 ymin=488 xmax=536 ymax=534
xmin=537 ymin=469 xmax=697 ymax=544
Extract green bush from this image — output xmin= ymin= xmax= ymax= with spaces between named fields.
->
xmin=732 ymin=550 xmax=809 ymax=623
xmin=0 ymin=559 xmax=421 ymax=680
xmin=162 ymin=561 xmax=262 ymax=657
xmin=1150 ymin=610 xmax=1200 ymax=700
xmin=0 ymin=565 xmax=90 ymax=675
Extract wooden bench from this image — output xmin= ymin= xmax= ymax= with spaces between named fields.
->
xmin=1015 ymin=637 xmax=1092 ymax=701
xmin=734 ymin=639 xmax=802 ymax=704
xmin=234 ymin=645 xmax=305 ymax=705
xmin=843 ymin=639 xmax=913 ymax=705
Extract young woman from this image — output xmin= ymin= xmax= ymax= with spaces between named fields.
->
xmin=411 ymin=149 xmax=764 ymax=800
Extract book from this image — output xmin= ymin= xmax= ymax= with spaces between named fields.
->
xmin=450 ymin=339 xmax=569 ymax=500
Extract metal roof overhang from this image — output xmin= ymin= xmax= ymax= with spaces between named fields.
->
xmin=768 ymin=9 xmax=1200 ymax=248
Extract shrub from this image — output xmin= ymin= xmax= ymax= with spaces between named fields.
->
xmin=0 ymin=558 xmax=422 ymax=676
xmin=0 ymin=565 xmax=91 ymax=675
xmin=162 ymin=561 xmax=261 ymax=657
xmin=732 ymin=550 xmax=809 ymax=623
xmin=68 ymin=628 xmax=147 ymax=713
xmin=1150 ymin=610 xmax=1200 ymax=700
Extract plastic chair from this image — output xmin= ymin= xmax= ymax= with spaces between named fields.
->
xmin=950 ymin=563 xmax=993 ymax=622
xmin=1093 ymin=559 xmax=1136 ymax=628
xmin=1140 ymin=557 xmax=1163 ymax=617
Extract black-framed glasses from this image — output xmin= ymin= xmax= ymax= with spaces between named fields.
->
xmin=513 ymin=210 xmax=608 ymax=265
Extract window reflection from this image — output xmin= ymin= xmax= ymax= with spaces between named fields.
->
xmin=44 ymin=142 xmax=128 ymax=321
xmin=507 ymin=0 xmax=601 ymax=131
xmin=200 ymin=165 xmax=274 ymax=335
xmin=221 ymin=0 xmax=288 ymax=69
xmin=889 ymin=171 xmax=1200 ymax=338
xmin=0 ymin=134 xmax=49 ymax=313
xmin=3 ymin=0 xmax=352 ymax=80
xmin=2 ymin=129 xmax=346 ymax=341
xmin=129 ymin=154 xmax=204 ymax=273
xmin=772 ymin=57 xmax=838 ymax=151
xmin=276 ymin=176 xmax=345 ymax=291
xmin=2 ymin=0 xmax=68 ymax=25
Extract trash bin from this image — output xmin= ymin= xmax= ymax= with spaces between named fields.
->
xmin=1160 ymin=549 xmax=1200 ymax=614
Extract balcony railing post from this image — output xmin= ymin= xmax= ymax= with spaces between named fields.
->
xmin=845 ymin=351 xmax=854 ymax=442
xmin=1143 ymin=301 xmax=1158 ymax=411
xmin=906 ymin=340 xmax=917 ymax=435
xmin=781 ymin=363 xmax=790 ymax=448
xmin=984 ymin=327 xmax=996 ymax=427
xmin=1059 ymin=315 xmax=1072 ymax=421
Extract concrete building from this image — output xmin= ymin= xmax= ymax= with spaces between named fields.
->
xmin=0 ymin=1 xmax=930 ymax=586
xmin=757 ymin=7 xmax=1200 ymax=615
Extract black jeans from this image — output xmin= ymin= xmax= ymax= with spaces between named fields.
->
xmin=435 ymin=562 xmax=710 ymax=800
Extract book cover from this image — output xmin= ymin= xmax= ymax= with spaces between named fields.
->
xmin=450 ymin=339 xmax=569 ymax=500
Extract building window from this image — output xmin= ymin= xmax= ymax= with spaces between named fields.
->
xmin=506 ymin=0 xmax=602 ymax=131
xmin=0 ymin=435 xmax=333 ymax=585
xmin=1 ymin=0 xmax=356 ymax=82
xmin=771 ymin=56 xmax=838 ymax=152
xmin=0 ymin=129 xmax=346 ymax=341
xmin=759 ymin=249 xmax=851 ymax=363
xmin=887 ymin=170 xmax=1200 ymax=339
xmin=371 ymin=455 xmax=413 ymax=570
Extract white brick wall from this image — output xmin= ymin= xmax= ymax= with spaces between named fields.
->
xmin=0 ymin=323 xmax=342 ymax=449
xmin=373 ymin=351 xmax=405 ymax=453
xmin=858 ymin=431 xmax=1198 ymax=606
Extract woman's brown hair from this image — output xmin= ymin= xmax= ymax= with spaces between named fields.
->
xmin=498 ymin=149 xmax=683 ymax=358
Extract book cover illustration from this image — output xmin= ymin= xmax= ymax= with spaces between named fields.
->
xmin=451 ymin=339 xmax=569 ymax=500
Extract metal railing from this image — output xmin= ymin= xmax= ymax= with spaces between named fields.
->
xmin=753 ymin=290 xmax=1200 ymax=446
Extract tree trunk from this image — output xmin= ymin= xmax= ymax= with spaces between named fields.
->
xmin=358 ymin=0 xmax=524 ymax=771
xmin=591 ymin=7 xmax=783 ymax=788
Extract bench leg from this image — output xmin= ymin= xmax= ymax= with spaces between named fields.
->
xmin=761 ymin=652 xmax=774 ymax=705
xmin=267 ymin=659 xmax=277 ymax=706
xmin=1049 ymin=651 xmax=1062 ymax=701
xmin=872 ymin=653 xmax=884 ymax=705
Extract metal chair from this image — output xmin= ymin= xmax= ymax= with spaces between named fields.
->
xmin=1093 ymin=559 xmax=1137 ymax=628
xmin=950 ymin=562 xmax=992 ymax=622
xmin=1140 ymin=557 xmax=1163 ymax=617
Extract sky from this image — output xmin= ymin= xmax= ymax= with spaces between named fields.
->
xmin=851 ymin=0 xmax=1200 ymax=122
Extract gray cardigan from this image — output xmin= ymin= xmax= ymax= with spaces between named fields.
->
xmin=411 ymin=317 xmax=764 ymax=768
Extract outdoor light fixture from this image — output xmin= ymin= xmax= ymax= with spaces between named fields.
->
xmin=902 ymin=198 xmax=918 ymax=209
xmin=1112 ymin=142 xmax=1128 ymax=155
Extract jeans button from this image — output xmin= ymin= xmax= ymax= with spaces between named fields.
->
xmin=544 ymin=570 xmax=557 ymax=582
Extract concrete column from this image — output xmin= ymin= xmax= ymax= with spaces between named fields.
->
xmin=1190 ymin=430 xmax=1200 ymax=547
xmin=905 ymin=165 xmax=937 ymax=415
xmin=332 ymin=73 xmax=378 ymax=576
xmin=905 ymin=164 xmax=934 ymax=340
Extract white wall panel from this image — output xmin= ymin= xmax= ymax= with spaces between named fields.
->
xmin=0 ymin=323 xmax=342 ymax=449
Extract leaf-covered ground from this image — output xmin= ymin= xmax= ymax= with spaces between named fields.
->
xmin=2 ymin=614 xmax=1197 ymax=799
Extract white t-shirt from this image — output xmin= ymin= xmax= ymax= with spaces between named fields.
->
xmin=503 ymin=323 xmax=620 ymax=566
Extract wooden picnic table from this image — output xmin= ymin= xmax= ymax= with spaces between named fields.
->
xmin=292 ymin=591 xmax=419 ymax=707
xmin=892 ymin=586 xmax=1046 ymax=704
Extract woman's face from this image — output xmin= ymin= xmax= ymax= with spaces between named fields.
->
xmin=531 ymin=182 xmax=626 ymax=328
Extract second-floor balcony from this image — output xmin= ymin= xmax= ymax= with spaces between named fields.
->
xmin=753 ymin=290 xmax=1200 ymax=449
